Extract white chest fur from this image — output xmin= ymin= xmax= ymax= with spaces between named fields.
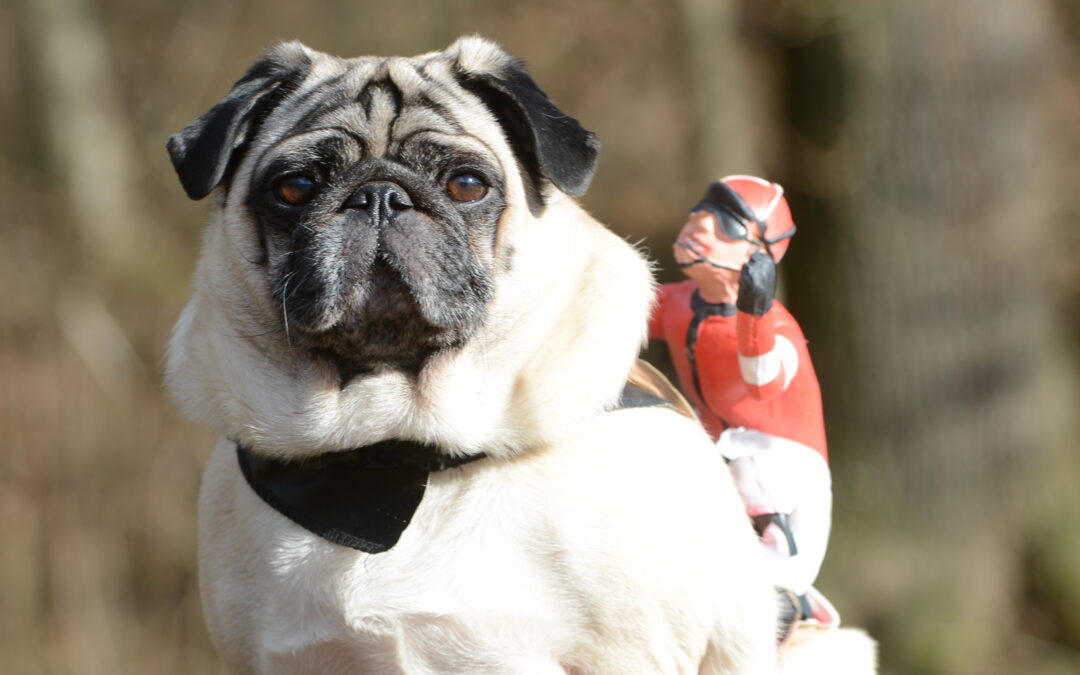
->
xmin=196 ymin=408 xmax=777 ymax=674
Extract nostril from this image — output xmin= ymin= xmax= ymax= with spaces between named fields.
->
xmin=349 ymin=191 xmax=370 ymax=209
xmin=344 ymin=187 xmax=372 ymax=210
xmin=388 ymin=189 xmax=413 ymax=211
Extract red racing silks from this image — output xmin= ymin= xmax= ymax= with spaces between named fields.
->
xmin=737 ymin=309 xmax=797 ymax=401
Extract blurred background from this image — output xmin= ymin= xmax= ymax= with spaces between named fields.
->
xmin=1 ymin=0 xmax=1078 ymax=673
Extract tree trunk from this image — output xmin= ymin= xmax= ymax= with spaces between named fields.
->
xmin=677 ymin=0 xmax=761 ymax=182
xmin=24 ymin=0 xmax=148 ymax=273
xmin=772 ymin=2 xmax=1058 ymax=672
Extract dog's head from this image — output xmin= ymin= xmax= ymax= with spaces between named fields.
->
xmin=167 ymin=38 xmax=651 ymax=457
xmin=168 ymin=37 xmax=598 ymax=379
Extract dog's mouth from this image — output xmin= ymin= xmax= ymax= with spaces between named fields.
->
xmin=279 ymin=251 xmax=484 ymax=380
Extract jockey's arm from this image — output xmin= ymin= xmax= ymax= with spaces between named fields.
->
xmin=735 ymin=253 xmax=797 ymax=401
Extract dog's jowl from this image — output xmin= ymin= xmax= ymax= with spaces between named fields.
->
xmin=167 ymin=37 xmax=781 ymax=674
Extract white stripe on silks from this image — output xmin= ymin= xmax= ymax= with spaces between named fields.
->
xmin=738 ymin=334 xmax=799 ymax=389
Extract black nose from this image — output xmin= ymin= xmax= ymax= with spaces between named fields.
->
xmin=344 ymin=182 xmax=414 ymax=223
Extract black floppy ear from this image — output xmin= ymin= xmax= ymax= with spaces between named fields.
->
xmin=451 ymin=37 xmax=599 ymax=203
xmin=167 ymin=42 xmax=312 ymax=200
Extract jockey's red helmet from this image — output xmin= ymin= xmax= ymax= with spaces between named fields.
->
xmin=689 ymin=175 xmax=796 ymax=262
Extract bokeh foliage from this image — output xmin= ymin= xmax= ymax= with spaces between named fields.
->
xmin=1 ymin=1 xmax=1078 ymax=673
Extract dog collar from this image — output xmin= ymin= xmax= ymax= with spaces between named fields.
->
xmin=236 ymin=439 xmax=487 ymax=554
xmin=236 ymin=382 xmax=675 ymax=554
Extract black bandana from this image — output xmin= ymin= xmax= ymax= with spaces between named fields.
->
xmin=236 ymin=382 xmax=675 ymax=554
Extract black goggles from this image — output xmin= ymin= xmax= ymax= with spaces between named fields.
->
xmin=689 ymin=181 xmax=795 ymax=245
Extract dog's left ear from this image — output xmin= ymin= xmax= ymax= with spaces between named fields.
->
xmin=167 ymin=41 xmax=312 ymax=200
xmin=449 ymin=36 xmax=599 ymax=202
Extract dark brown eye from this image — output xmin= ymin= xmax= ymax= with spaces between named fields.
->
xmin=446 ymin=174 xmax=487 ymax=202
xmin=274 ymin=175 xmax=317 ymax=206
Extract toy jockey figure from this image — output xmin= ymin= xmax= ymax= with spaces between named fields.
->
xmin=648 ymin=175 xmax=838 ymax=639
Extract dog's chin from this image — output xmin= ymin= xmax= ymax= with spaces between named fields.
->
xmin=296 ymin=321 xmax=471 ymax=382
xmin=290 ymin=268 xmax=480 ymax=382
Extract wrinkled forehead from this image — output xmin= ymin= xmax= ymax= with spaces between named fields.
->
xmin=255 ymin=54 xmax=501 ymax=161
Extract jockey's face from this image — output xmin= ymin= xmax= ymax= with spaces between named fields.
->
xmin=673 ymin=209 xmax=762 ymax=286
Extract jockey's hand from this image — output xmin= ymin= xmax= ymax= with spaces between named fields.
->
xmin=717 ymin=428 xmax=831 ymax=595
xmin=736 ymin=252 xmax=776 ymax=316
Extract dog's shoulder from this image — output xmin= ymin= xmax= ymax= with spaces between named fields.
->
xmin=541 ymin=404 xmax=722 ymax=481
xmin=516 ymin=404 xmax=757 ymax=557
xmin=483 ymin=406 xmax=779 ymax=671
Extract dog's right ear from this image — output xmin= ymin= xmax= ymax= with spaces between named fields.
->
xmin=167 ymin=42 xmax=312 ymax=200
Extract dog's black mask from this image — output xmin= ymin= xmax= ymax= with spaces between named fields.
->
xmin=167 ymin=43 xmax=599 ymax=379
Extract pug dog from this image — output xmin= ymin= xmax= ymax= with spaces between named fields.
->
xmin=166 ymin=37 xmax=783 ymax=673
